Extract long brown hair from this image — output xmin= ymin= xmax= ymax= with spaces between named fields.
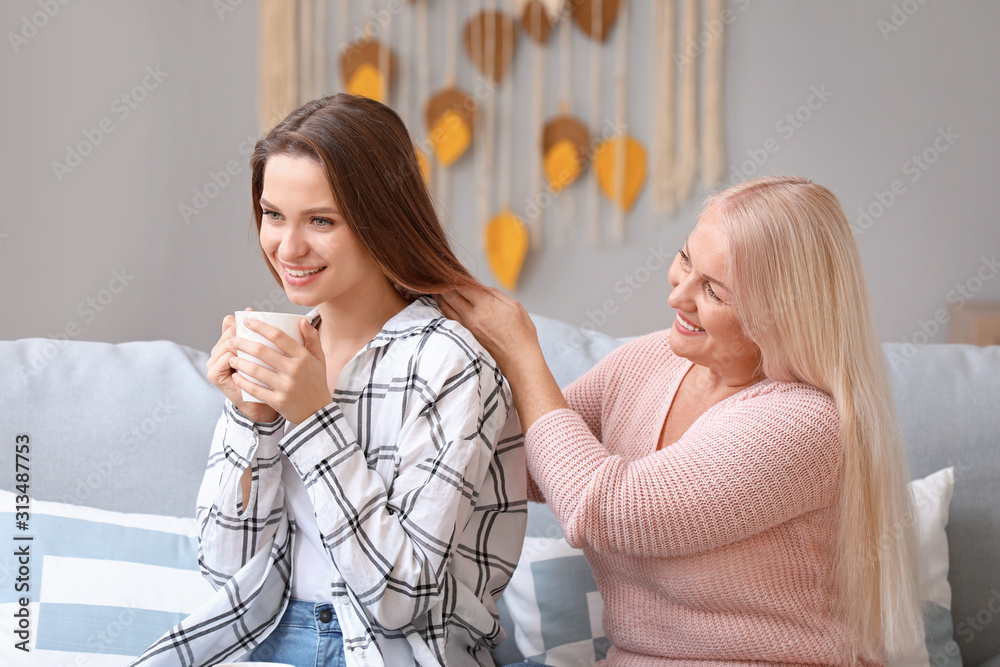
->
xmin=250 ymin=93 xmax=478 ymax=296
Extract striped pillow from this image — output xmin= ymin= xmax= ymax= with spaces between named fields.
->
xmin=0 ymin=490 xmax=212 ymax=666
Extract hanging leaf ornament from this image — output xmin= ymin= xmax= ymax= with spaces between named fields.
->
xmin=594 ymin=135 xmax=647 ymax=211
xmin=571 ymin=0 xmax=622 ymax=42
xmin=463 ymin=10 xmax=518 ymax=82
xmin=339 ymin=40 xmax=397 ymax=103
xmin=513 ymin=0 xmax=566 ymax=45
xmin=485 ymin=211 xmax=530 ymax=291
xmin=542 ymin=115 xmax=589 ymax=192
xmin=425 ymin=87 xmax=476 ymax=167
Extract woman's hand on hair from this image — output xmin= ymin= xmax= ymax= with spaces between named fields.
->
xmin=436 ymin=286 xmax=568 ymax=430
xmin=436 ymin=286 xmax=537 ymax=375
xmin=227 ymin=317 xmax=332 ymax=425
xmin=206 ymin=309 xmax=280 ymax=423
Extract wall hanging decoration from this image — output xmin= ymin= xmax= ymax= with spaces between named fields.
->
xmin=260 ymin=0 xmax=727 ymax=290
xmin=515 ymin=0 xmax=566 ymax=249
xmin=464 ymin=8 xmax=518 ymax=82
xmin=297 ymin=0 xmax=325 ymax=105
xmin=258 ymin=0 xmax=298 ymax=132
xmin=396 ymin=0 xmax=429 ymax=185
xmin=542 ymin=112 xmax=589 ymax=197
xmin=517 ymin=0 xmax=562 ymax=42
xmin=594 ymin=0 xmax=647 ymax=242
xmin=339 ymin=39 xmax=397 ymax=103
xmin=425 ymin=88 xmax=476 ymax=168
xmin=700 ymin=0 xmax=726 ymax=188
xmin=582 ymin=0 xmax=608 ymax=245
xmin=571 ymin=0 xmax=621 ymax=41
xmin=426 ymin=0 xmax=465 ymax=206
xmin=550 ymin=10 xmax=582 ymax=249
xmin=674 ymin=0 xmax=699 ymax=203
xmin=413 ymin=0 xmax=433 ymax=185
xmin=652 ymin=0 xmax=677 ymax=217
xmin=482 ymin=2 xmax=530 ymax=290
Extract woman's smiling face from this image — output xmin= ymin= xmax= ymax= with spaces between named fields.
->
xmin=258 ymin=154 xmax=386 ymax=308
xmin=666 ymin=205 xmax=762 ymax=385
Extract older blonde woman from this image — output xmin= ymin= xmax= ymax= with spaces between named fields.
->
xmin=438 ymin=176 xmax=923 ymax=665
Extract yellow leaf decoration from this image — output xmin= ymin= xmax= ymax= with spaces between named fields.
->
xmin=544 ymin=139 xmax=582 ymax=193
xmin=594 ymin=135 xmax=647 ymax=211
xmin=426 ymin=88 xmax=476 ymax=168
xmin=339 ymin=40 xmax=396 ymax=104
xmin=485 ymin=211 xmax=530 ymax=291
xmin=414 ymin=145 xmax=432 ymax=186
xmin=542 ymin=113 xmax=589 ymax=193
xmin=346 ymin=63 xmax=385 ymax=102
xmin=429 ymin=109 xmax=472 ymax=167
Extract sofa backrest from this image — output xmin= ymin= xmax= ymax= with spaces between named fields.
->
xmin=0 ymin=337 xmax=221 ymax=517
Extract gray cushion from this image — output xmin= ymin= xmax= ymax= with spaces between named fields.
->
xmin=0 ymin=337 xmax=220 ymax=517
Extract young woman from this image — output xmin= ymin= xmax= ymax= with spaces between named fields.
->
xmin=441 ymin=176 xmax=924 ymax=665
xmin=131 ymin=94 xmax=526 ymax=667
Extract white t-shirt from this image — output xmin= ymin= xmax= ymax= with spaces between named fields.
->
xmin=281 ymin=452 xmax=333 ymax=602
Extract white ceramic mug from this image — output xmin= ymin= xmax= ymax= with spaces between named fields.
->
xmin=234 ymin=310 xmax=306 ymax=403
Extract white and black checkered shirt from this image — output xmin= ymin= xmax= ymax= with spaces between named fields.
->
xmin=131 ymin=297 xmax=527 ymax=666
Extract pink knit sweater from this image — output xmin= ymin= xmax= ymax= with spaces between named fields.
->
xmin=525 ymin=330 xmax=882 ymax=666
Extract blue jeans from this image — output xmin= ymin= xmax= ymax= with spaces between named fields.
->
xmin=249 ymin=598 xmax=345 ymax=667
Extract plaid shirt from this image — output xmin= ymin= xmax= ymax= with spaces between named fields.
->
xmin=131 ymin=297 xmax=527 ymax=667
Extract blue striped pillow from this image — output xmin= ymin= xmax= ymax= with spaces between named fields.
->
xmin=0 ymin=490 xmax=212 ymax=666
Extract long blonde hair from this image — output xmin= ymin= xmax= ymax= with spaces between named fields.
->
xmin=707 ymin=176 xmax=923 ymax=657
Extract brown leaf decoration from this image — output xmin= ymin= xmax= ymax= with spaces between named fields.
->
xmin=339 ymin=40 xmax=397 ymax=102
xmin=520 ymin=0 xmax=555 ymax=45
xmin=542 ymin=114 xmax=590 ymax=191
xmin=571 ymin=0 xmax=621 ymax=42
xmin=463 ymin=10 xmax=518 ymax=83
xmin=425 ymin=87 xmax=477 ymax=167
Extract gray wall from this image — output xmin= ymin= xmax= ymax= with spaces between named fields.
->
xmin=2 ymin=0 xmax=998 ymax=353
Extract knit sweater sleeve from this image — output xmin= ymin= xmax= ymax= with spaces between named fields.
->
xmin=561 ymin=347 xmax=616 ymax=439
xmin=524 ymin=381 xmax=843 ymax=558
xmin=525 ymin=339 xmax=629 ymax=503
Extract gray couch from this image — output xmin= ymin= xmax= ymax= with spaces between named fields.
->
xmin=1 ymin=315 xmax=998 ymax=665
